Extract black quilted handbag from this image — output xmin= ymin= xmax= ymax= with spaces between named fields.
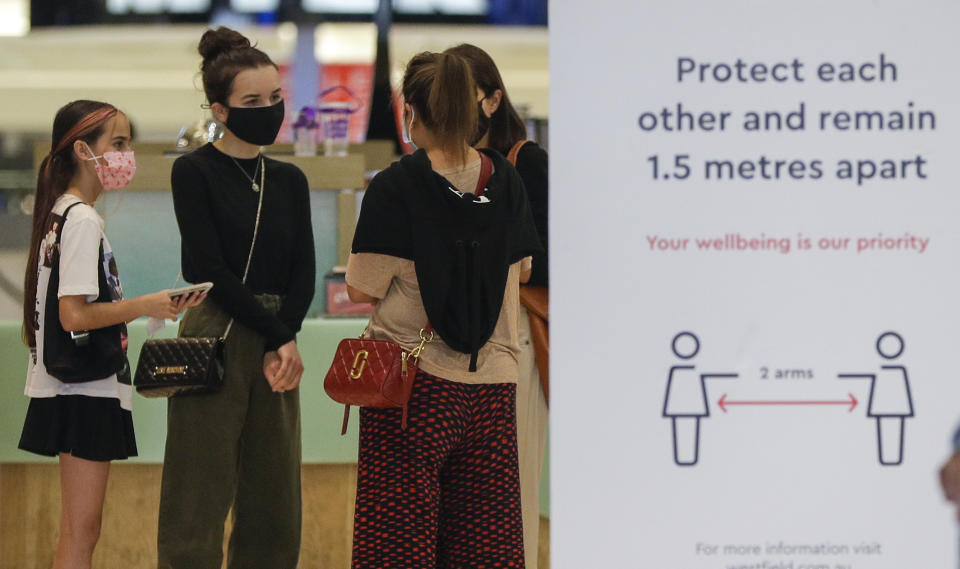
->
xmin=134 ymin=337 xmax=225 ymax=397
xmin=134 ymin=159 xmax=265 ymax=398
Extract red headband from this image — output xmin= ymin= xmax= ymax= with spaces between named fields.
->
xmin=51 ymin=106 xmax=118 ymax=155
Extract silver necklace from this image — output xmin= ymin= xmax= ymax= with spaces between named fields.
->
xmin=228 ymin=154 xmax=263 ymax=192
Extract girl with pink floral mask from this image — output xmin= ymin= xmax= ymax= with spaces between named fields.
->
xmin=82 ymin=138 xmax=137 ymax=191
xmin=19 ymin=100 xmax=205 ymax=569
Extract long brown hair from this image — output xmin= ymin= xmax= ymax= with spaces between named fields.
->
xmin=23 ymin=100 xmax=117 ymax=347
xmin=444 ymin=44 xmax=527 ymax=155
xmin=198 ymin=27 xmax=277 ymax=106
xmin=402 ymin=51 xmax=477 ymax=166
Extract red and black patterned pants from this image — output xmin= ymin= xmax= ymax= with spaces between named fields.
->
xmin=352 ymin=370 xmax=525 ymax=569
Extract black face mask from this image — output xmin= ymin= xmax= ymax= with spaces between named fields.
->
xmin=225 ymin=99 xmax=285 ymax=146
xmin=472 ymin=100 xmax=491 ymax=146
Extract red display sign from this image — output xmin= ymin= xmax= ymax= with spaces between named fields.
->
xmin=319 ymin=63 xmax=375 ymax=143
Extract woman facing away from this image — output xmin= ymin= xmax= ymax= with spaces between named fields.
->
xmin=157 ymin=27 xmax=315 ymax=569
xmin=446 ymin=42 xmax=550 ymax=569
xmin=20 ymin=99 xmax=202 ymax=569
xmin=346 ymin=50 xmax=542 ymax=568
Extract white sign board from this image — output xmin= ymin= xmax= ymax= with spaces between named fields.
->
xmin=551 ymin=2 xmax=960 ymax=568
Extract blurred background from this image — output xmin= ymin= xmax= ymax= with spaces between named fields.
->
xmin=0 ymin=0 xmax=548 ymax=318
xmin=0 ymin=4 xmax=549 ymax=567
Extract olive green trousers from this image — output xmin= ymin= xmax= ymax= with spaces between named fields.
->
xmin=157 ymin=296 xmax=301 ymax=569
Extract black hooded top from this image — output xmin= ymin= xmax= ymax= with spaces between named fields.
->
xmin=352 ymin=148 xmax=543 ymax=370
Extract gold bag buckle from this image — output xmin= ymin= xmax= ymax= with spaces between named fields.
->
xmin=350 ymin=350 xmax=368 ymax=379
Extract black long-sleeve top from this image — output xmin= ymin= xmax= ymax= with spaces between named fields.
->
xmin=171 ymin=143 xmax=316 ymax=351
xmin=510 ymin=141 xmax=549 ymax=287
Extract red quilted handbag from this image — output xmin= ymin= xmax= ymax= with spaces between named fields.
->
xmin=327 ymin=155 xmax=493 ymax=434
xmin=324 ymin=328 xmax=433 ymax=434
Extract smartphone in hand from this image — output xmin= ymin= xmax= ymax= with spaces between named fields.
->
xmin=168 ymin=282 xmax=213 ymax=300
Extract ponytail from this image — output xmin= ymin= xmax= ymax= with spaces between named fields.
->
xmin=23 ymin=100 xmax=117 ymax=347
xmin=402 ymin=51 xmax=478 ymax=166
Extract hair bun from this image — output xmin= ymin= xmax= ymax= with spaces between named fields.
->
xmin=198 ymin=27 xmax=251 ymax=66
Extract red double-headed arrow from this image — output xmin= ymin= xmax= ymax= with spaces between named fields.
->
xmin=718 ymin=393 xmax=858 ymax=413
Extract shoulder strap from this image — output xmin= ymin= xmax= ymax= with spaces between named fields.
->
xmin=55 ymin=201 xmax=88 ymax=244
xmin=475 ymin=152 xmax=493 ymax=197
xmin=62 ymin=200 xmax=86 ymax=216
xmin=506 ymin=140 xmax=531 ymax=167
xmin=221 ymin=157 xmax=266 ymax=340
xmin=238 ymin=157 xmax=266 ymax=286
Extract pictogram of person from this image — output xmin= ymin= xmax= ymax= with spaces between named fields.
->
xmin=838 ymin=331 xmax=914 ymax=466
xmin=663 ymin=332 xmax=738 ymax=466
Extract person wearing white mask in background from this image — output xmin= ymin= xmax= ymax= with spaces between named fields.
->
xmin=19 ymin=100 xmax=203 ymax=569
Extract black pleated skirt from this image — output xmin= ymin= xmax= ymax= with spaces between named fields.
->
xmin=19 ymin=395 xmax=138 ymax=462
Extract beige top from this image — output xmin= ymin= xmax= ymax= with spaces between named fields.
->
xmin=346 ymin=156 xmax=532 ymax=384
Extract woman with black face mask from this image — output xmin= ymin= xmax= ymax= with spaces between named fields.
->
xmin=157 ymin=27 xmax=315 ymax=569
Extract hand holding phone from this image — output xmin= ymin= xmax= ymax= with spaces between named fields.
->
xmin=168 ymin=282 xmax=213 ymax=300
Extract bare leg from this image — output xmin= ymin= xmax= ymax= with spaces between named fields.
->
xmin=53 ymin=452 xmax=110 ymax=569
xmin=876 ymin=417 xmax=906 ymax=466
xmin=672 ymin=417 xmax=701 ymax=466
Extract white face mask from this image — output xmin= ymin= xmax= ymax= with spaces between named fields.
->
xmin=402 ymin=107 xmax=417 ymax=150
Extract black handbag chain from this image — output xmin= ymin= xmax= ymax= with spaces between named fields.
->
xmin=226 ymin=158 xmax=266 ymax=337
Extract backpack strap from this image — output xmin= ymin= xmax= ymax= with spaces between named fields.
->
xmin=506 ymin=140 xmax=531 ymax=167
xmin=55 ymin=201 xmax=88 ymax=245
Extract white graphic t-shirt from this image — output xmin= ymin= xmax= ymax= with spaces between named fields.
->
xmin=25 ymin=194 xmax=133 ymax=410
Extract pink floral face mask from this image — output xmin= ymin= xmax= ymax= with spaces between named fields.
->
xmin=83 ymin=142 xmax=136 ymax=190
